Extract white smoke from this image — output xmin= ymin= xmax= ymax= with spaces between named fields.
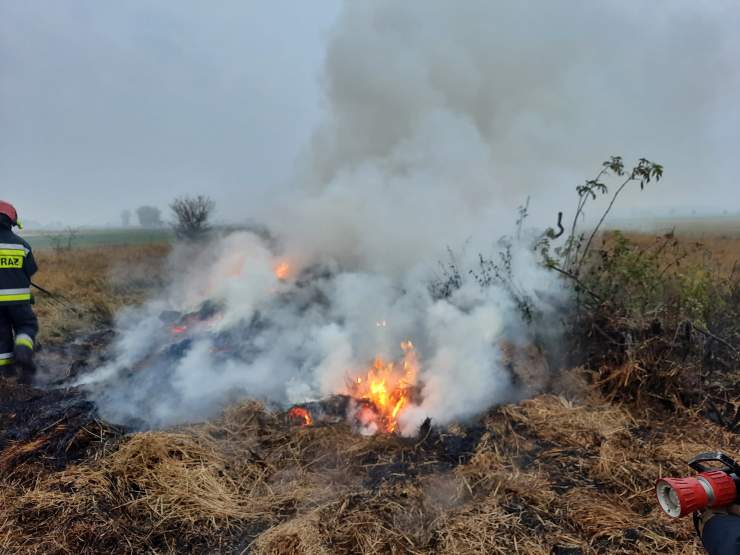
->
xmin=289 ymin=0 xmax=737 ymax=223
xmin=81 ymin=0 xmax=738 ymax=432
xmin=80 ymin=228 xmax=562 ymax=433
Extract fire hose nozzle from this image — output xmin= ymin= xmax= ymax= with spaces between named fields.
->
xmin=656 ymin=472 xmax=734 ymax=517
xmin=656 ymin=453 xmax=740 ymax=518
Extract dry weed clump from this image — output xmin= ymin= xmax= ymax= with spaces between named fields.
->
xmin=563 ymin=489 xmax=648 ymax=542
xmin=565 ymin=230 xmax=740 ymax=429
xmin=311 ymin=485 xmax=439 ymax=554
xmin=250 ymin=512 xmax=329 ymax=555
xmin=591 ymin=430 xmax=660 ymax=504
xmin=456 ymin=443 xmax=556 ymax=510
xmin=502 ymin=395 xmax=632 ymax=450
xmin=103 ymin=432 xmax=257 ymax=527
xmin=436 ymin=499 xmax=552 ymax=555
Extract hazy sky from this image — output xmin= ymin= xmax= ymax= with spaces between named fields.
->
xmin=2 ymin=1 xmax=739 ymax=227
xmin=1 ymin=1 xmax=340 ymax=226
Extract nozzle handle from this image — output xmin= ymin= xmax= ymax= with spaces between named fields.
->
xmin=689 ymin=452 xmax=740 ymax=475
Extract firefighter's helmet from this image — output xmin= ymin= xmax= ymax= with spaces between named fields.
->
xmin=0 ymin=201 xmax=21 ymax=228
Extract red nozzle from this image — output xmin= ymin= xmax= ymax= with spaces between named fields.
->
xmin=702 ymin=470 xmax=737 ymax=508
xmin=656 ymin=471 xmax=737 ymax=518
xmin=656 ymin=477 xmax=709 ymax=517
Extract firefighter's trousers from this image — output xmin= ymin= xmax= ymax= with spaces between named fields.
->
xmin=0 ymin=304 xmax=39 ymax=380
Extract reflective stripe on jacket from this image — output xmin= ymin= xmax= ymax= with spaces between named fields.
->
xmin=0 ymin=288 xmax=31 ymax=302
xmin=0 ymin=227 xmax=37 ymax=305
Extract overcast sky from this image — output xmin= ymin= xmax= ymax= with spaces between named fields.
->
xmin=1 ymin=1 xmax=340 ymax=226
xmin=1 ymin=1 xmax=739 ymax=227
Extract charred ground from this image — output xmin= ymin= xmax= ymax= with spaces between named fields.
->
xmin=1 ymin=230 xmax=739 ymax=554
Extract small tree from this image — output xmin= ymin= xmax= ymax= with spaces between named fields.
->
xmin=121 ymin=209 xmax=131 ymax=227
xmin=170 ymin=195 xmax=215 ymax=240
xmin=136 ymin=206 xmax=163 ymax=228
xmin=48 ymin=227 xmax=79 ymax=254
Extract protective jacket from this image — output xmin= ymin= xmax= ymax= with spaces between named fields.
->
xmin=0 ymin=224 xmax=37 ymax=305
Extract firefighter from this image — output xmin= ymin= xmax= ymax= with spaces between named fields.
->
xmin=0 ymin=201 xmax=39 ymax=384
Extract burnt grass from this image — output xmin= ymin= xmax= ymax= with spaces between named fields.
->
xmin=359 ymin=421 xmax=489 ymax=489
xmin=0 ymin=383 xmax=119 ymax=473
xmin=0 ymin=324 xmax=737 ymax=553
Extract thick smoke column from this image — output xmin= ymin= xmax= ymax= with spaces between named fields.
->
xmin=81 ymin=1 xmax=735 ymax=432
xmin=274 ymin=0 xmax=738 ymax=251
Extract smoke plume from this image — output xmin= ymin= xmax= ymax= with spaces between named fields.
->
xmin=82 ymin=229 xmax=561 ymax=434
xmin=80 ymin=0 xmax=738 ymax=433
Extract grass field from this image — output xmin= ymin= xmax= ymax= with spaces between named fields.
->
xmin=611 ymin=215 xmax=740 ymax=237
xmin=605 ymin=230 xmax=740 ymax=276
xmin=32 ymin=243 xmax=170 ymax=345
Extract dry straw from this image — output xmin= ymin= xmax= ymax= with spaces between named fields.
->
xmin=0 ymin=390 xmax=733 ymax=553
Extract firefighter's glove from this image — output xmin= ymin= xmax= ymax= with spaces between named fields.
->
xmin=698 ymin=505 xmax=740 ymax=537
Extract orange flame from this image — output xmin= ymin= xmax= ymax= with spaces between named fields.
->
xmin=288 ymin=407 xmax=313 ymax=427
xmin=348 ymin=341 xmax=418 ymax=434
xmin=171 ymin=325 xmax=188 ymax=335
xmin=274 ymin=261 xmax=291 ymax=280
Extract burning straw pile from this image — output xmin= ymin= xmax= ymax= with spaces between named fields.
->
xmin=0 ymin=375 xmax=735 ymax=554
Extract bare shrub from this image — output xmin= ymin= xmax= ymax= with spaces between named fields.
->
xmin=170 ymin=195 xmax=215 ymax=241
xmin=47 ymin=227 xmax=79 ymax=254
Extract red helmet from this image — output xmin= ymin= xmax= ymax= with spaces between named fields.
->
xmin=0 ymin=201 xmax=20 ymax=228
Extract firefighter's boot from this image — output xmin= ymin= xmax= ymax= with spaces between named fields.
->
xmin=14 ymin=334 xmax=35 ymax=385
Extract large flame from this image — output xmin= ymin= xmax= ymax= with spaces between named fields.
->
xmin=348 ymin=340 xmax=419 ymax=434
